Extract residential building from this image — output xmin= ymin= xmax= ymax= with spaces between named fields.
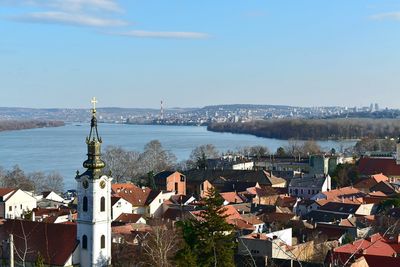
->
xmin=111 ymin=196 xmax=132 ymax=221
xmin=289 ymin=174 xmax=331 ymax=198
xmin=112 ymin=183 xmax=151 ymax=214
xmin=0 ymin=188 xmax=37 ymax=219
xmin=154 ymin=171 xmax=187 ymax=195
xmin=328 ymin=233 xmax=400 ymax=267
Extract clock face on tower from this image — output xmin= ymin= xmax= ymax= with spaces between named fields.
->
xmin=82 ymin=179 xmax=89 ymax=189
xmin=100 ymin=180 xmax=106 ymax=189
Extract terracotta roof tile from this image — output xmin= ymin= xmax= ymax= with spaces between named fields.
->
xmin=358 ymin=157 xmax=400 ymax=176
xmin=112 ymin=184 xmax=151 ymax=206
xmin=0 ymin=220 xmax=77 ymax=266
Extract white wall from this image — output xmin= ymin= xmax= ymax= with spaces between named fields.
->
xmin=148 ymin=191 xmax=175 ymax=218
xmin=112 ymin=198 xmax=132 ymax=221
xmin=5 ymin=190 xmax=37 ymax=219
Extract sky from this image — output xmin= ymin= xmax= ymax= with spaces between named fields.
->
xmin=0 ymin=0 xmax=400 ymax=109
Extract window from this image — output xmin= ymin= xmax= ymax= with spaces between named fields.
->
xmin=83 ymin=196 xmax=88 ymax=212
xmin=101 ymin=235 xmax=105 ymax=249
xmin=100 ymin=197 xmax=105 ymax=212
xmin=82 ymin=235 xmax=87 ymax=249
xmin=20 ymin=204 xmax=22 ymax=209
xmin=180 ymin=175 xmax=185 ymax=182
xmin=8 ymin=206 xmax=12 ymax=212
xmin=308 ymin=190 xmax=311 ymax=194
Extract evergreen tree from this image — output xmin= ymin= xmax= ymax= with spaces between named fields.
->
xmin=34 ymin=252 xmax=45 ymax=267
xmin=147 ymin=171 xmax=157 ymax=190
xmin=175 ymin=187 xmax=235 ymax=267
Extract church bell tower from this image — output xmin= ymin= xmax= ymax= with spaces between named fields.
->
xmin=76 ymin=97 xmax=112 ymax=266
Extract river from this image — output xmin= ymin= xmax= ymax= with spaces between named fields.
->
xmin=0 ymin=123 xmax=356 ymax=189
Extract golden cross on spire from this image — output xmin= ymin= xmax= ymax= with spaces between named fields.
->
xmin=91 ymin=97 xmax=98 ymax=113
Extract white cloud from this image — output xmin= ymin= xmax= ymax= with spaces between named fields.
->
xmin=116 ymin=30 xmax=210 ymax=39
xmin=369 ymin=12 xmax=400 ymax=21
xmin=12 ymin=11 xmax=128 ymax=27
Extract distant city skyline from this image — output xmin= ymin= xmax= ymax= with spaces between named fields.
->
xmin=1 ymin=1 xmax=400 ymax=109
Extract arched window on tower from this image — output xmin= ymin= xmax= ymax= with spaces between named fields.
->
xmin=82 ymin=235 xmax=87 ymax=249
xmin=83 ymin=196 xmax=88 ymax=212
xmin=101 ymin=235 xmax=105 ymax=249
xmin=100 ymin=197 xmax=105 ymax=212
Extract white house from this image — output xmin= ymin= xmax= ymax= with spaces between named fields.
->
xmin=238 ymin=228 xmax=293 ymax=258
xmin=0 ymin=188 xmax=37 ymax=219
xmin=37 ymin=191 xmax=69 ymax=208
xmin=289 ymin=174 xmax=331 ymax=199
xmin=146 ymin=190 xmax=176 ymax=218
xmin=111 ymin=196 xmax=133 ymax=221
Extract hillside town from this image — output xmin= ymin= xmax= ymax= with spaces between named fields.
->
xmin=0 ymin=102 xmax=399 ymax=267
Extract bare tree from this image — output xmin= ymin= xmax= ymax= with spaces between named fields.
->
xmin=3 ymin=165 xmax=34 ymax=191
xmin=26 ymin=171 xmax=64 ymax=194
xmin=142 ymin=226 xmax=181 ymax=267
xmin=13 ymin=221 xmax=34 ymax=267
xmin=103 ymin=146 xmax=140 ymax=183
xmin=187 ymin=144 xmax=220 ymax=169
xmin=138 ymin=140 xmax=177 ymax=175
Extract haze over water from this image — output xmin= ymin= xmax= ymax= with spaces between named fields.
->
xmin=0 ymin=124 xmax=355 ymax=189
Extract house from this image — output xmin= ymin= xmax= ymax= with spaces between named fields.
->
xmin=303 ymin=210 xmax=352 ymax=224
xmin=319 ymin=202 xmax=377 ymax=216
xmin=264 ymin=171 xmax=287 ymax=188
xmin=289 ymin=174 xmax=331 ymax=198
xmin=0 ymin=219 xmax=79 ymax=266
xmin=37 ymin=191 xmax=67 ymax=208
xmin=111 ymin=196 xmax=133 ymax=221
xmin=353 ymin=173 xmax=389 ymax=193
xmin=370 ymin=181 xmax=400 ymax=196
xmin=112 ymin=184 xmax=152 ymax=215
xmin=220 ymin=192 xmax=245 ymax=205
xmin=145 ymin=190 xmax=176 ymax=218
xmin=183 ymin=169 xmax=274 ymax=197
xmin=295 ymin=199 xmax=325 ymax=216
xmin=358 ymin=157 xmax=400 ymax=183
xmin=154 ymin=171 xmax=186 ymax=195
xmin=114 ymin=213 xmax=146 ymax=224
xmin=311 ymin=186 xmax=365 ymax=202
xmin=328 ymin=233 xmax=400 ymax=267
xmin=33 ymin=207 xmax=76 ymax=224
xmin=238 ymin=228 xmax=320 ymax=263
xmin=0 ymin=188 xmax=37 ymax=219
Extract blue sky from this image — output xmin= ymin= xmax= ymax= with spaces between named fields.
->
xmin=0 ymin=0 xmax=400 ymax=109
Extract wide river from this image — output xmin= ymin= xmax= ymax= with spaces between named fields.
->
xmin=0 ymin=123 xmax=356 ymax=189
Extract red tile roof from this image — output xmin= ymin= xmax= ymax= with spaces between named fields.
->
xmin=358 ymin=157 xmax=400 ymax=176
xmin=371 ymin=173 xmax=389 ymax=183
xmin=0 ymin=188 xmax=15 ymax=197
xmin=112 ymin=183 xmax=151 ymax=206
xmin=330 ymin=233 xmax=400 ymax=266
xmin=320 ymin=187 xmax=365 ymax=202
xmin=0 ymin=220 xmax=78 ymax=266
xmin=115 ymin=213 xmax=144 ymax=224
xmin=220 ymin=192 xmax=244 ymax=204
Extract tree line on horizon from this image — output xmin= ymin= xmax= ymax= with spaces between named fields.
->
xmin=0 ymin=120 xmax=64 ymax=132
xmin=208 ymin=118 xmax=400 ymax=140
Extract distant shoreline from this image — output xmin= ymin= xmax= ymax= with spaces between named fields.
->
xmin=207 ymin=119 xmax=400 ymax=141
xmin=0 ymin=120 xmax=65 ymax=132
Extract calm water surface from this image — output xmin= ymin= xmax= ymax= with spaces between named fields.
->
xmin=0 ymin=124 xmax=356 ymax=189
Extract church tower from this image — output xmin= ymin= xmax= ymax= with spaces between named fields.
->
xmin=76 ymin=98 xmax=112 ymax=266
